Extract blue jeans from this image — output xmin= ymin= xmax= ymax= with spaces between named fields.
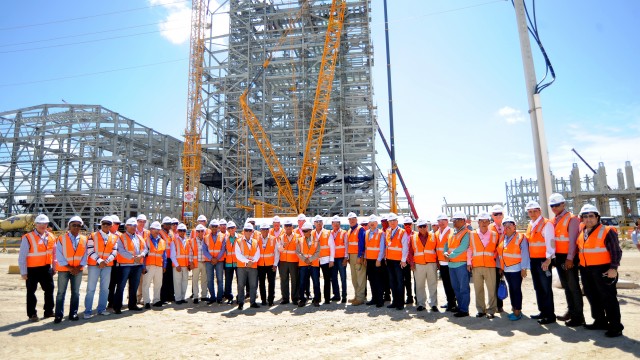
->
xmin=331 ymin=258 xmax=347 ymax=299
xmin=115 ymin=265 xmax=142 ymax=311
xmin=55 ymin=270 xmax=83 ymax=318
xmin=84 ymin=265 xmax=112 ymax=315
xmin=299 ymin=266 xmax=320 ymax=303
xmin=449 ymin=265 xmax=470 ymax=312
xmin=206 ymin=261 xmax=224 ymax=301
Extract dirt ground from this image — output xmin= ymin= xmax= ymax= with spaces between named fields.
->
xmin=1 ymin=251 xmax=639 ymax=360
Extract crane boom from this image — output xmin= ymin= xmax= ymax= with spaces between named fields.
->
xmin=182 ymin=0 xmax=207 ymax=227
xmin=297 ymin=0 xmax=347 ymax=212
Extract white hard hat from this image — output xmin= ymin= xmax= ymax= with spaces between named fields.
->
xmin=260 ymin=222 xmax=270 ymax=229
xmin=218 ymin=219 xmax=227 ymax=226
xmin=35 ymin=214 xmax=49 ymax=224
xmin=171 ymin=218 xmax=179 ymax=224
xmin=150 ymin=221 xmax=162 ymax=230
xmin=525 ymin=200 xmax=541 ymax=211
xmin=313 ymin=215 xmax=324 ymax=223
xmin=195 ymin=224 xmax=206 ymax=231
xmin=162 ymin=216 xmax=173 ymax=224
xmin=502 ymin=216 xmax=516 ymax=225
xmin=477 ymin=211 xmax=491 ymax=220
xmin=381 ymin=214 xmax=388 ymax=221
xmin=347 ymin=212 xmax=357 ymax=219
xmin=243 ymin=223 xmax=254 ymax=231
xmin=436 ymin=213 xmax=449 ymax=221
xmin=297 ymin=214 xmax=306 ymax=221
xmin=227 ymin=221 xmax=236 ymax=228
xmin=403 ymin=216 xmax=413 ymax=224
xmin=125 ymin=217 xmax=137 ymax=226
xmin=490 ymin=205 xmax=504 ymax=214
xmin=209 ymin=219 xmax=219 ymax=226
xmin=197 ymin=215 xmax=207 ymax=222
xmin=368 ymin=215 xmax=378 ymax=223
xmin=579 ymin=204 xmax=599 ymax=216
xmin=272 ymin=215 xmax=281 ymax=223
xmin=247 ymin=217 xmax=255 ymax=223
xmin=177 ymin=223 xmax=187 ymax=231
xmin=331 ymin=215 xmax=341 ymax=223
xmin=359 ymin=217 xmax=368 ymax=224
xmin=301 ymin=221 xmax=313 ymax=231
xmin=548 ymin=193 xmax=566 ymax=206
xmin=451 ymin=211 xmax=467 ymax=220
xmin=416 ymin=218 xmax=429 ymax=227
xmin=110 ymin=215 xmax=121 ymax=224
xmin=136 ymin=214 xmax=147 ymax=222
xmin=283 ymin=219 xmax=293 ymax=226
xmin=100 ymin=216 xmax=113 ymax=224
xmin=69 ymin=216 xmax=83 ymax=225
xmin=387 ymin=213 xmax=398 ymax=221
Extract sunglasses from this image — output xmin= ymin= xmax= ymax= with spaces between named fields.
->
xmin=303 ymin=229 xmax=311 ymax=232
xmin=101 ymin=222 xmax=113 ymax=226
xmin=492 ymin=213 xmax=503 ymax=216
xmin=178 ymin=229 xmax=187 ymax=232
xmin=244 ymin=229 xmax=253 ymax=232
xmin=70 ymin=224 xmax=82 ymax=228
xmin=284 ymin=224 xmax=293 ymax=227
xmin=418 ymin=225 xmax=427 ymax=228
xmin=581 ymin=214 xmax=597 ymax=219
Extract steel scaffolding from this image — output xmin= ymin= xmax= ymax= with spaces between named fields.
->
xmin=200 ymin=0 xmax=379 ymax=220
xmin=0 ymin=104 xmax=217 ymax=230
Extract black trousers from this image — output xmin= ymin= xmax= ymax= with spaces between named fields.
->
xmin=387 ymin=260 xmax=405 ymax=308
xmin=320 ymin=263 xmax=331 ymax=302
xmin=530 ymin=258 xmax=556 ymax=319
xmin=403 ymin=264 xmax=413 ymax=300
xmin=257 ymin=265 xmax=276 ymax=304
xmin=555 ymin=253 xmax=584 ymax=321
xmin=440 ymin=264 xmax=457 ymax=308
xmin=366 ymin=259 xmax=384 ymax=306
xmin=380 ymin=261 xmax=391 ymax=299
xmin=108 ymin=260 xmax=119 ymax=306
xmin=495 ymin=269 xmax=503 ymax=310
xmin=580 ymin=264 xmax=623 ymax=331
xmin=160 ymin=258 xmax=175 ymax=302
xmin=25 ymin=265 xmax=54 ymax=318
xmin=224 ymin=266 xmax=236 ymax=301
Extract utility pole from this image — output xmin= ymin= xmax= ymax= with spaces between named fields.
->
xmin=513 ymin=0 xmax=553 ymax=217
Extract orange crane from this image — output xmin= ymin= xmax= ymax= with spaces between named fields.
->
xmin=181 ymin=0 xmax=207 ymax=228
xmin=240 ymin=0 xmax=347 ymax=215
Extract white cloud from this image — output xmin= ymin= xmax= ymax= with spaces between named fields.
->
xmin=149 ymin=0 xmax=229 ymax=45
xmin=497 ymin=106 xmax=526 ymax=124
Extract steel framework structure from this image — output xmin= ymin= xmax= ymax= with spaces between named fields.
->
xmin=200 ymin=0 xmax=379 ymax=220
xmin=0 ymin=104 xmax=217 ymax=230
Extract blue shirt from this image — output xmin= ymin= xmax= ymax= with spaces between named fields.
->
xmin=202 ymin=232 xmax=226 ymax=261
xmin=350 ymin=225 xmax=366 ymax=258
xmin=444 ymin=227 xmax=469 ymax=269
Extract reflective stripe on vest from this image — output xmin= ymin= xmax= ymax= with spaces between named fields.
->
xmin=205 ymin=233 xmax=225 ymax=261
xmin=258 ymin=235 xmax=276 ymax=266
xmin=365 ymin=229 xmax=382 ymax=260
xmin=578 ymin=225 xmax=612 ymax=267
xmin=412 ymin=232 xmax=437 ymax=265
xmin=224 ymin=234 xmax=237 ymax=264
xmin=435 ymin=229 xmax=451 ymax=262
xmin=497 ymin=233 xmax=524 ymax=268
xmin=298 ymin=238 xmax=319 ymax=267
xmin=88 ymin=232 xmax=117 ymax=266
xmin=25 ymin=231 xmax=54 ymax=267
xmin=385 ymin=227 xmax=405 ymax=261
xmin=117 ymin=233 xmax=144 ymax=265
xmin=447 ymin=228 xmax=469 ymax=263
xmin=147 ymin=238 xmax=166 ymax=267
xmin=526 ymin=218 xmax=548 ymax=259
xmin=553 ymin=212 xmax=574 ymax=255
xmin=332 ymin=230 xmax=346 ymax=258
xmin=470 ymin=230 xmax=497 ymax=268
xmin=315 ymin=229 xmax=330 ymax=258
xmin=347 ymin=225 xmax=362 ymax=255
xmin=237 ymin=237 xmax=258 ymax=268
xmin=57 ymin=233 xmax=87 ymax=272
xmin=174 ymin=237 xmax=189 ymax=267
xmin=280 ymin=234 xmax=298 ymax=263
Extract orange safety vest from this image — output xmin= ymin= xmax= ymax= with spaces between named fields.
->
xmin=205 ymin=232 xmax=225 ymax=262
xmin=279 ymin=233 xmax=299 ymax=263
xmin=237 ymin=237 xmax=259 ymax=268
xmin=577 ymin=224 xmax=612 ymax=267
xmin=385 ymin=227 xmax=406 ymax=261
xmin=332 ymin=229 xmax=346 ymax=258
xmin=56 ymin=233 xmax=88 ymax=272
xmin=488 ymin=223 xmax=504 ymax=236
xmin=347 ymin=225 xmax=362 ymax=255
xmin=173 ymin=237 xmax=190 ymax=267
xmin=470 ymin=230 xmax=498 ymax=268
xmin=434 ymin=228 xmax=451 ymax=262
xmin=23 ymin=231 xmax=56 ymax=268
xmin=117 ymin=232 xmax=145 ymax=265
xmin=159 ymin=230 xmax=172 ymax=258
xmin=298 ymin=237 xmax=320 ymax=267
xmin=88 ymin=231 xmax=118 ymax=266
xmin=190 ymin=237 xmax=205 ymax=268
xmin=146 ymin=236 xmax=166 ymax=267
xmin=552 ymin=212 xmax=575 ymax=255
xmin=365 ymin=229 xmax=383 ymax=260
xmin=224 ymin=234 xmax=238 ymax=265
xmin=314 ymin=229 xmax=330 ymax=258
xmin=447 ymin=228 xmax=469 ymax=263
xmin=136 ymin=228 xmax=150 ymax=242
xmin=258 ymin=234 xmax=277 ymax=266
xmin=497 ymin=232 xmax=525 ymax=269
xmin=526 ymin=217 xmax=549 ymax=259
xmin=268 ymin=228 xmax=282 ymax=238
xmin=412 ymin=232 xmax=437 ymax=264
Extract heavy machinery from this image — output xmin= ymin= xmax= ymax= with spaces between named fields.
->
xmin=0 ymin=214 xmax=35 ymax=237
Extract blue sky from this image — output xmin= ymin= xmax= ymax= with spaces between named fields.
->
xmin=1 ymin=0 xmax=638 ymax=220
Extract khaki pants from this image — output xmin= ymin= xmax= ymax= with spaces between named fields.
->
xmin=349 ymin=254 xmax=367 ymax=302
xmin=173 ymin=267 xmax=189 ymax=301
xmin=472 ymin=266 xmax=497 ymax=314
xmin=191 ymin=265 xmax=208 ymax=299
xmin=414 ymin=262 xmax=438 ymax=307
xmin=142 ymin=265 xmax=163 ymax=304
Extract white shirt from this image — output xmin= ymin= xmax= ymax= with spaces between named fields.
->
xmin=530 ymin=216 xmax=556 ymax=259
xmin=314 ymin=228 xmax=335 ymax=265
xmin=235 ymin=237 xmax=261 ymax=265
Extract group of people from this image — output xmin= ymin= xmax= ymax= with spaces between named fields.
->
xmin=18 ymin=192 xmax=624 ymax=337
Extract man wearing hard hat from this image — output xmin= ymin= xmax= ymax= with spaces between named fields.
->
xmin=114 ymin=217 xmax=148 ymax=314
xmin=444 ymin=212 xmax=471 ymax=317
xmin=190 ymin=224 xmax=209 ymax=303
xmin=489 ymin=204 xmax=505 ymax=313
xmin=84 ymin=216 xmax=119 ymax=318
xmin=18 ymin=214 xmax=57 ymax=322
xmin=54 ymin=216 xmax=88 ymax=323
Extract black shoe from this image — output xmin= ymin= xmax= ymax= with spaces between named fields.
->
xmin=280 ymin=300 xmax=290 ymax=305
xmin=69 ymin=314 xmax=79 ymax=321
xmin=416 ymin=306 xmax=425 ymax=311
xmin=226 ymin=299 xmax=233 ymax=305
xmin=43 ymin=312 xmax=54 ymax=319
xmin=268 ymin=301 xmax=274 ymax=306
xmin=447 ymin=306 xmax=459 ymax=313
xmin=584 ymin=322 xmax=608 ymax=330
xmin=193 ymin=299 xmax=199 ymax=304
xmin=207 ymin=300 xmax=215 ymax=305
xmin=313 ymin=302 xmax=320 ymax=307
xmin=530 ymin=313 xmax=542 ymax=320
xmin=396 ymin=306 xmax=404 ymax=310
xmin=557 ymin=312 xmax=571 ymax=321
xmin=387 ymin=304 xmax=396 ymax=309
xmin=261 ymin=301 xmax=267 ymax=306
xmin=566 ymin=318 xmax=585 ymax=327
xmin=487 ymin=314 xmax=496 ymax=319
xmin=144 ymin=303 xmax=151 ymax=309
xmin=376 ymin=303 xmax=384 ymax=308
xmin=431 ymin=306 xmax=439 ymax=312
xmin=497 ymin=307 xmax=504 ymax=313
xmin=405 ymin=297 xmax=414 ymax=305
xmin=153 ymin=301 xmax=163 ymax=307
xmin=537 ymin=317 xmax=556 ymax=325
xmin=54 ymin=316 xmax=62 ymax=324
xmin=324 ymin=300 xmax=331 ymax=305
xmin=330 ymin=295 xmax=340 ymax=301
xmin=605 ymin=329 xmax=623 ymax=338
xmin=217 ymin=300 xmax=223 ymax=304
xmin=341 ymin=298 xmax=347 ymax=304
xmin=250 ymin=303 xmax=260 ymax=309
xmin=298 ymin=300 xmax=306 ymax=307
xmin=366 ymin=301 xmax=376 ymax=306
xmin=128 ymin=306 xmax=143 ymax=311
xmin=476 ymin=312 xmax=486 ymax=318
xmin=29 ymin=314 xmax=39 ymax=322
xmin=201 ymin=297 xmax=208 ymax=302
xmin=114 ymin=309 xmax=122 ymax=314
xmin=454 ymin=311 xmax=469 ymax=318
xmin=237 ymin=304 xmax=243 ymax=310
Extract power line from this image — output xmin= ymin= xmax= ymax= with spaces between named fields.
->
xmin=0 ymin=58 xmax=188 ymax=87
xmin=0 ymin=0 xmax=190 ymax=31
xmin=373 ymin=0 xmax=508 ymax=25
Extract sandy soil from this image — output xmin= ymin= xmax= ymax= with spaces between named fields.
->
xmin=1 ymin=251 xmax=639 ymax=359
